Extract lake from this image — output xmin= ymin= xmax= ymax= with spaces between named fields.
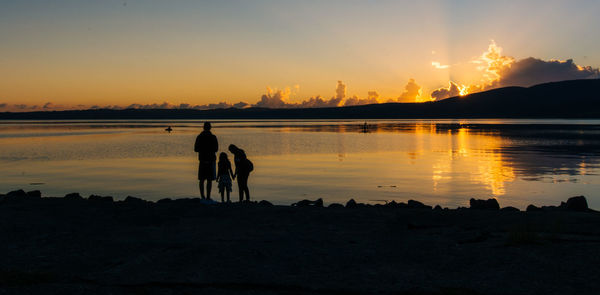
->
xmin=1 ymin=119 xmax=600 ymax=209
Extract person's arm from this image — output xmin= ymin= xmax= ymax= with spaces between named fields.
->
xmin=194 ymin=135 xmax=200 ymax=152
xmin=212 ymin=136 xmax=218 ymax=154
xmin=229 ymin=166 xmax=235 ymax=179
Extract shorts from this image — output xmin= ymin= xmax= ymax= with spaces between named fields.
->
xmin=198 ymin=161 xmax=216 ymax=181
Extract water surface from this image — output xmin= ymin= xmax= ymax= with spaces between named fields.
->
xmin=1 ymin=119 xmax=599 ymax=209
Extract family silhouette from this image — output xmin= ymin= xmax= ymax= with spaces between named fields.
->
xmin=194 ymin=122 xmax=253 ymax=202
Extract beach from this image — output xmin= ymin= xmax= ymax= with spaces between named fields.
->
xmin=1 ymin=190 xmax=599 ymax=294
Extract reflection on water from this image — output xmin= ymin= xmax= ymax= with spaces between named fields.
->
xmin=0 ymin=120 xmax=599 ymax=209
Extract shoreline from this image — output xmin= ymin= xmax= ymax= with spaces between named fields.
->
xmin=1 ymin=189 xmax=599 ymax=294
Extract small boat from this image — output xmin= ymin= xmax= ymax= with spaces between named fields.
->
xmin=165 ymin=126 xmax=173 ymax=132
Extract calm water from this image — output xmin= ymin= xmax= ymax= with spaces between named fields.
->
xmin=1 ymin=119 xmax=600 ymax=209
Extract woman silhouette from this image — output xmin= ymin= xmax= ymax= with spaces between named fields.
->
xmin=228 ymin=144 xmax=253 ymax=202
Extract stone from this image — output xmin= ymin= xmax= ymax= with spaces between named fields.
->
xmin=434 ymin=205 xmax=443 ymax=211
xmin=292 ymin=198 xmax=323 ymax=207
xmin=88 ymin=195 xmax=114 ymax=203
xmin=407 ymin=200 xmax=432 ymax=209
xmin=328 ymin=203 xmax=344 ymax=209
xmin=469 ymin=198 xmax=500 ymax=210
xmin=64 ymin=193 xmax=83 ymax=200
xmin=7 ymin=189 xmax=26 ymax=198
xmin=526 ymin=204 xmax=542 ymax=212
xmin=26 ymin=190 xmax=41 ymax=198
xmin=500 ymin=206 xmax=520 ymax=212
xmin=124 ymin=196 xmax=146 ymax=204
xmin=258 ymin=200 xmax=274 ymax=207
xmin=346 ymin=199 xmax=357 ymax=208
xmin=563 ymin=196 xmax=588 ymax=212
xmin=157 ymin=198 xmax=173 ymax=204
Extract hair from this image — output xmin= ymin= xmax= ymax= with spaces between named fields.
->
xmin=203 ymin=122 xmax=211 ymax=130
xmin=219 ymin=152 xmax=228 ymax=162
xmin=228 ymin=144 xmax=238 ymax=152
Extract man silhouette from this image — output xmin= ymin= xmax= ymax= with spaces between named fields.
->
xmin=194 ymin=122 xmax=218 ymax=199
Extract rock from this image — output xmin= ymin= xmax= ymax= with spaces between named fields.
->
xmin=124 ymin=196 xmax=146 ymax=204
xmin=562 ymin=196 xmax=588 ymax=212
xmin=258 ymin=200 xmax=274 ymax=207
xmin=385 ymin=201 xmax=400 ymax=208
xmin=26 ymin=190 xmax=41 ymax=198
xmin=407 ymin=200 xmax=432 ymax=209
xmin=292 ymin=198 xmax=323 ymax=207
xmin=157 ymin=198 xmax=172 ymax=204
xmin=346 ymin=199 xmax=357 ymax=208
xmin=526 ymin=204 xmax=542 ymax=212
xmin=434 ymin=205 xmax=442 ymax=211
xmin=328 ymin=203 xmax=344 ymax=209
xmin=88 ymin=195 xmax=114 ymax=203
xmin=7 ymin=189 xmax=26 ymax=198
xmin=501 ymin=206 xmax=520 ymax=212
xmin=469 ymin=198 xmax=500 ymax=210
xmin=64 ymin=193 xmax=83 ymax=200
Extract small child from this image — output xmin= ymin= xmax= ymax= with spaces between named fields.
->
xmin=216 ymin=152 xmax=235 ymax=203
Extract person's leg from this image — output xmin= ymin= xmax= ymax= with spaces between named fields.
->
xmin=239 ymin=175 xmax=249 ymax=201
xmin=199 ymin=179 xmax=205 ymax=199
xmin=220 ymin=189 xmax=224 ymax=203
xmin=238 ymin=181 xmax=244 ymax=202
xmin=206 ymin=180 xmax=212 ymax=200
xmin=226 ymin=190 xmax=230 ymax=202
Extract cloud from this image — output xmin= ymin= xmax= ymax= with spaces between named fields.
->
xmin=335 ymin=80 xmax=346 ymax=100
xmin=496 ymin=57 xmax=599 ymax=87
xmin=431 ymin=81 xmax=464 ymax=100
xmin=42 ymin=102 xmax=54 ymax=109
xmin=430 ymin=40 xmax=600 ymax=100
xmin=233 ymin=102 xmax=249 ymax=109
xmin=431 ymin=61 xmax=449 ymax=69
xmin=397 ymin=78 xmax=422 ymax=102
xmin=254 ymin=87 xmax=291 ymax=108
xmin=0 ymin=103 xmax=7 ymax=109
xmin=299 ymin=96 xmax=342 ymax=108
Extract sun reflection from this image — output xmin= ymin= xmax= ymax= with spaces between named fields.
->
xmin=431 ymin=127 xmax=515 ymax=196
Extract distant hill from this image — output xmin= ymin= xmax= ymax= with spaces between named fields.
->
xmin=2 ymin=79 xmax=600 ymax=120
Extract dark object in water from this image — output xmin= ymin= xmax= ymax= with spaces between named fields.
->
xmin=292 ymin=198 xmax=323 ymax=207
xmin=165 ymin=126 xmax=173 ymax=132
xmin=469 ymin=198 xmax=500 ymax=210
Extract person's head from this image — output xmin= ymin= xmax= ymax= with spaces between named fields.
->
xmin=228 ymin=144 xmax=238 ymax=153
xmin=219 ymin=152 xmax=228 ymax=162
xmin=203 ymin=122 xmax=211 ymax=131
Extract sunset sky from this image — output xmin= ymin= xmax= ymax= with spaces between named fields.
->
xmin=1 ymin=0 xmax=599 ymax=110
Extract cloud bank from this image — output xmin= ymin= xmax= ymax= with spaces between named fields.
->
xmin=430 ymin=41 xmax=599 ymax=100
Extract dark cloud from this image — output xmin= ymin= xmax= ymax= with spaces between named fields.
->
xmin=496 ymin=57 xmax=599 ymax=87
xmin=0 ymin=103 xmax=7 ymax=109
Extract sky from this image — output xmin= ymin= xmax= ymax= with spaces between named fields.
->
xmin=1 ymin=0 xmax=599 ymax=111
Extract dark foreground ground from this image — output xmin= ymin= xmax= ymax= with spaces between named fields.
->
xmin=1 ymin=191 xmax=599 ymax=295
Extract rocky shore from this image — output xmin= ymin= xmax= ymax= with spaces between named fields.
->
xmin=1 ymin=190 xmax=599 ymax=294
